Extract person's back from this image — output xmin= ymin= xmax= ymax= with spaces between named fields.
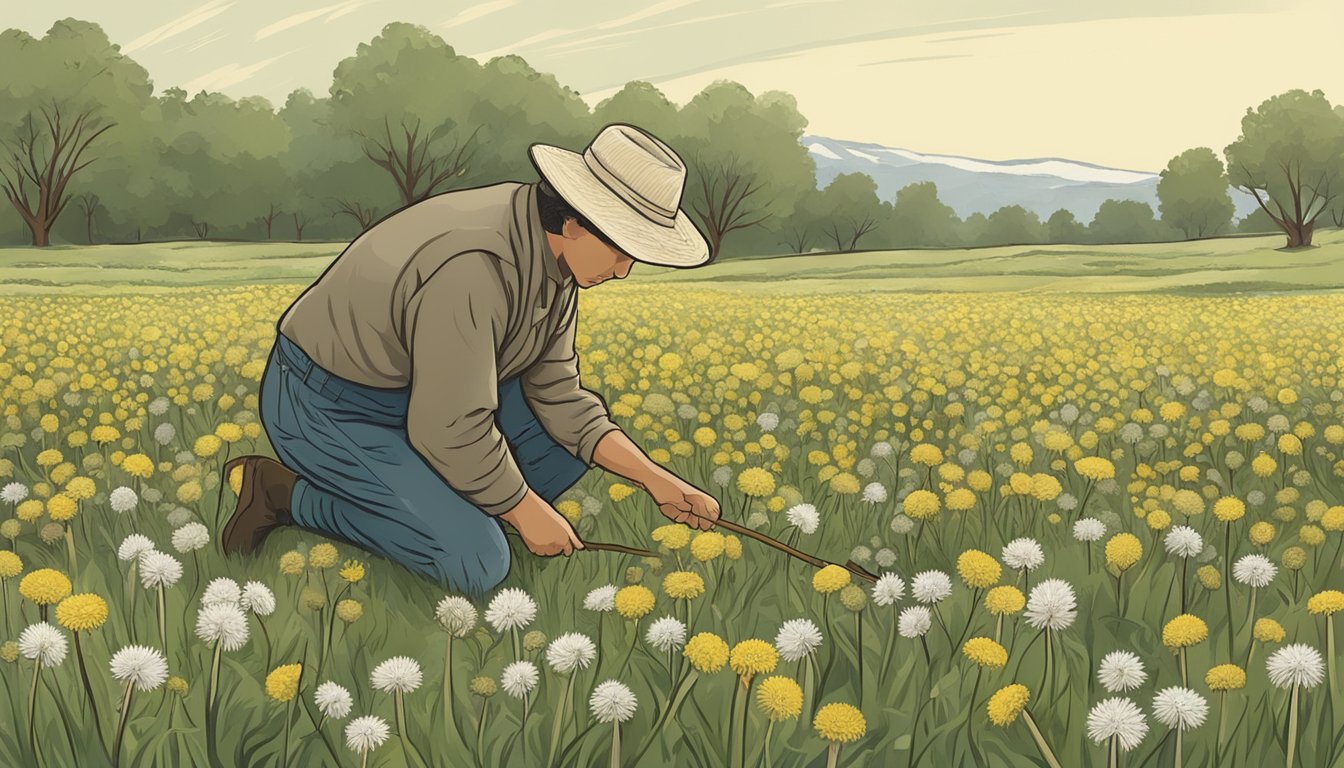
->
xmin=278 ymin=182 xmax=523 ymax=389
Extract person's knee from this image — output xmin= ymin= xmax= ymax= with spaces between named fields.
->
xmin=426 ymin=515 xmax=511 ymax=596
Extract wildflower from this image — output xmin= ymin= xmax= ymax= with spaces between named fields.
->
xmin=308 ymin=543 xmax=338 ymax=569
xmin=910 ymin=571 xmax=952 ymax=604
xmin=279 ymin=551 xmax=305 ymax=575
xmin=902 ymin=489 xmax=940 ymax=520
xmin=987 ymin=684 xmax=1030 ymax=726
xmin=652 ymin=524 xmax=692 ymax=550
xmin=962 ymin=637 xmax=1008 ymax=668
xmin=614 ymin=586 xmax=655 ymax=620
xmin=1152 ymin=687 xmax=1208 ymax=731
xmin=1232 ymin=555 xmax=1277 ymax=588
xmin=985 ymin=586 xmax=1025 ymax=616
xmin=872 ymin=573 xmax=905 ymax=606
xmin=1164 ymin=526 xmax=1203 ymax=558
xmin=956 ymin=550 xmax=1001 ymax=589
xmin=690 ymin=531 xmax=726 ymax=561
xmin=240 ymin=582 xmax=276 ymax=616
xmin=813 ymin=565 xmax=851 ymax=595
xmin=1205 ymin=665 xmax=1246 ymax=691
xmin=584 ymin=585 xmax=618 ymax=612
xmin=1024 ymin=579 xmax=1077 ymax=631
xmin=1266 ymin=644 xmax=1324 ymax=689
xmin=662 ymin=571 xmax=705 ymax=600
xmin=500 ymin=660 xmax=539 ymax=699
xmin=1001 ymin=538 xmax=1044 ymax=572
xmin=195 ymin=603 xmax=250 ymax=651
xmin=265 ymin=663 xmax=303 ymax=702
xmin=1087 ymin=697 xmax=1148 ymax=752
xmin=1073 ymin=518 xmax=1106 ymax=542
xmin=1213 ymin=497 xmax=1245 ymax=523
xmin=1163 ymin=615 xmax=1208 ymax=649
xmin=1097 ymin=651 xmax=1146 ymax=693
xmin=898 ymin=606 xmax=932 ymax=638
xmin=813 ymin=701 xmax=866 ymax=744
xmin=202 ymin=577 xmax=242 ymax=607
xmin=338 ymin=560 xmax=365 ymax=583
xmin=684 ymin=632 xmax=730 ymax=673
xmin=371 ymin=656 xmax=422 ymax=693
xmin=139 ymin=551 xmax=183 ymax=589
xmin=523 ymin=630 xmax=547 ymax=653
xmin=18 ymin=622 xmax=67 ymax=667
xmin=109 ymin=486 xmax=138 ymax=513
xmin=344 ymin=715 xmax=390 ymax=755
xmin=1253 ymin=618 xmax=1285 ymax=643
xmin=646 ymin=617 xmax=687 ymax=653
xmin=786 ymin=503 xmax=819 ymax=534
xmin=1105 ymin=534 xmax=1142 ymax=572
xmin=485 ymin=588 xmax=537 ymax=632
xmin=315 ymin=682 xmax=353 ymax=720
xmin=118 ymin=534 xmax=155 ymax=562
xmin=435 ymin=596 xmax=478 ymax=637
xmin=1307 ymin=590 xmax=1344 ymax=615
xmin=775 ymin=619 xmax=823 ymax=662
xmin=545 ymin=633 xmax=597 ymax=674
xmin=171 ymin=522 xmax=210 ymax=553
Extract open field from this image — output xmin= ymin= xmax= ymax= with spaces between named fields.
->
xmin=0 ymin=242 xmax=1343 ymax=767
xmin=2 ymin=229 xmax=1342 ymax=295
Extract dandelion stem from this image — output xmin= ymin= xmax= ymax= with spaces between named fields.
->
xmin=112 ymin=680 xmax=134 ymax=768
xmin=63 ymin=525 xmax=77 ymax=581
xmin=1224 ymin=523 xmax=1235 ymax=659
xmin=825 ymin=741 xmax=841 ymax=768
xmin=763 ymin=719 xmax=776 ymax=768
xmin=71 ymin=632 xmax=107 ymax=748
xmin=1285 ymin=682 xmax=1299 ymax=768
xmin=157 ymin=584 xmax=168 ymax=656
xmin=547 ymin=670 xmax=576 ymax=768
xmin=27 ymin=661 xmax=40 ymax=758
xmin=609 ymin=721 xmax=621 ymax=768
xmin=474 ymin=698 xmax=489 ymax=768
xmin=1021 ymin=709 xmax=1063 ymax=768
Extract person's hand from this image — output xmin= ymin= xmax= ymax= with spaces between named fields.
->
xmin=499 ymin=491 xmax=584 ymax=556
xmin=642 ymin=473 xmax=721 ymax=530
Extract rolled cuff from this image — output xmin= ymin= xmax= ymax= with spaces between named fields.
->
xmin=575 ymin=418 xmax=622 ymax=468
xmin=478 ymin=476 xmax=530 ymax=517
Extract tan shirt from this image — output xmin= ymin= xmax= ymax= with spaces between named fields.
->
xmin=278 ymin=182 xmax=621 ymax=515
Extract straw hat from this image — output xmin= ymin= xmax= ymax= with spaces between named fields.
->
xmin=528 ymin=123 xmax=710 ymax=268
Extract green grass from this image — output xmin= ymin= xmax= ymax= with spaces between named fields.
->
xmin=2 ymin=229 xmax=1342 ymax=295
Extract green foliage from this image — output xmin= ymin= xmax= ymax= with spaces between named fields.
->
xmin=1157 ymin=148 xmax=1235 ymax=239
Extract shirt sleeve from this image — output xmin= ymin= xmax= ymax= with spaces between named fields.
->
xmin=521 ymin=292 xmax=622 ymax=467
xmin=403 ymin=251 xmax=529 ymax=516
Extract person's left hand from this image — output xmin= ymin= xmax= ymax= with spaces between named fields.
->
xmin=642 ymin=473 xmax=721 ymax=530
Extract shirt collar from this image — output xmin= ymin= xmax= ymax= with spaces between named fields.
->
xmin=520 ymin=182 xmax=570 ymax=289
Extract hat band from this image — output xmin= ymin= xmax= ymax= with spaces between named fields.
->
xmin=583 ymin=148 xmax=678 ymax=228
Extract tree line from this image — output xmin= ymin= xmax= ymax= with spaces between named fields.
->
xmin=2 ymin=19 xmax=1341 ymax=255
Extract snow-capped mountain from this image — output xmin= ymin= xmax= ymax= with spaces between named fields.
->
xmin=804 ymin=136 xmax=1258 ymax=222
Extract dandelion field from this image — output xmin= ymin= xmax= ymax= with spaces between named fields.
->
xmin=1 ymin=282 xmax=1344 ymax=767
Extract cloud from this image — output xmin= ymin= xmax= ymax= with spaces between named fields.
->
xmin=861 ymin=53 xmax=973 ymax=67
xmin=255 ymin=0 xmax=372 ymax=41
xmin=442 ymin=0 xmax=519 ymax=31
xmin=182 ymin=53 xmax=290 ymax=94
xmin=593 ymin=0 xmax=706 ymax=31
xmin=122 ymin=0 xmax=235 ymax=54
xmin=545 ymin=8 xmax=757 ymax=53
xmin=465 ymin=28 xmax=572 ymax=60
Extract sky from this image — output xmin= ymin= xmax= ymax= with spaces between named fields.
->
xmin=9 ymin=0 xmax=1344 ymax=171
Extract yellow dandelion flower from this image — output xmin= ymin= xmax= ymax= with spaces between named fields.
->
xmin=609 ymin=483 xmax=637 ymax=502
xmin=279 ymin=551 xmax=306 ymax=576
xmin=662 ymin=571 xmax=705 ymax=600
xmin=1205 ymin=664 xmax=1247 ymax=692
xmin=1252 ymin=618 xmax=1285 ymax=643
xmin=730 ymin=639 xmax=779 ymax=680
xmin=614 ymin=585 xmax=655 ymax=620
xmin=756 ymin=676 xmax=803 ymax=721
xmin=812 ymin=564 xmax=851 ymax=595
xmin=963 ymin=637 xmax=1008 ymax=669
xmin=1213 ymin=497 xmax=1245 ymax=523
xmin=19 ymin=568 xmax=72 ymax=605
xmin=0 ymin=551 xmax=23 ymax=579
xmin=46 ymin=494 xmax=77 ymax=522
xmin=903 ymin=489 xmax=941 ymax=520
xmin=985 ymin=586 xmax=1026 ymax=615
xmin=1105 ymin=533 xmax=1142 ymax=572
xmin=956 ymin=550 xmax=1002 ymax=589
xmin=338 ymin=559 xmax=365 ymax=583
xmin=684 ymin=632 xmax=729 ymax=673
xmin=651 ymin=524 xmax=692 ymax=550
xmin=724 ymin=536 xmax=742 ymax=560
xmin=1162 ymin=614 xmax=1209 ymax=649
xmin=55 ymin=593 xmax=109 ymax=632
xmin=16 ymin=499 xmax=44 ymax=522
xmin=308 ymin=543 xmax=338 ymax=569
xmin=987 ymin=684 xmax=1030 ymax=726
xmin=167 ymin=676 xmax=189 ymax=695
xmin=121 ymin=454 xmax=154 ymax=479
xmin=1074 ymin=457 xmax=1115 ymax=481
xmin=265 ymin=663 xmax=303 ymax=702
xmin=814 ymin=702 xmax=866 ymax=743
xmin=336 ymin=599 xmax=363 ymax=623
xmin=193 ymin=435 xmax=222 ymax=459
xmin=1196 ymin=565 xmax=1222 ymax=590
xmin=556 ymin=499 xmax=582 ymax=524
xmin=1307 ymin=590 xmax=1344 ymax=615
xmin=737 ymin=467 xmax=776 ymax=497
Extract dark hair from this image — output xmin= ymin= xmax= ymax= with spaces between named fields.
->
xmin=536 ymin=180 xmax=623 ymax=249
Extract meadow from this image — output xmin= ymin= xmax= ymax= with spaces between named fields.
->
xmin=0 ymin=240 xmax=1343 ymax=767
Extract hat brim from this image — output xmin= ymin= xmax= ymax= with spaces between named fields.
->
xmin=529 ymin=143 xmax=711 ymax=268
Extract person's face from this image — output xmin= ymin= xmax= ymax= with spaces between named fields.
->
xmin=559 ymin=217 xmax=635 ymax=288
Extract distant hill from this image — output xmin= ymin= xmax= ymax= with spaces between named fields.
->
xmin=804 ymin=135 xmax=1260 ymax=223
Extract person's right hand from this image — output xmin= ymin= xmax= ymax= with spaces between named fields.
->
xmin=499 ymin=490 xmax=585 ymax=556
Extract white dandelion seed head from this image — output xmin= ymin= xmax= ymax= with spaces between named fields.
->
xmin=1151 ymin=687 xmax=1208 ymax=731
xmin=165 ymin=507 xmax=193 ymax=527
xmin=1163 ymin=526 xmax=1203 ymax=559
xmin=589 ymin=680 xmax=638 ymax=723
xmin=18 ymin=622 xmax=67 ymax=668
xmin=545 ymin=632 xmax=597 ymax=674
xmin=139 ymin=550 xmax=183 ymax=589
xmin=1087 ymin=697 xmax=1149 ymax=751
xmin=171 ymin=522 xmax=210 ymax=553
xmin=1266 ymin=644 xmax=1325 ymax=690
xmin=1232 ymin=554 xmax=1277 ymax=589
xmin=870 ymin=441 xmax=893 ymax=458
xmin=583 ymin=585 xmax=618 ymax=613
xmin=711 ymin=466 xmax=733 ymax=488
xmin=756 ymin=412 xmax=780 ymax=432
xmin=345 ymin=715 xmax=390 ymax=753
xmin=856 ymin=458 xmax=877 ymax=479
xmin=645 ymin=617 xmax=687 ymax=654
xmin=201 ymin=577 xmax=242 ymax=608
xmin=485 ymin=588 xmax=537 ymax=633
xmin=874 ymin=548 xmax=898 ymax=568
xmin=911 ymin=571 xmax=952 ymax=604
xmin=898 ymin=606 xmax=933 ymax=638
xmin=890 ymin=514 xmax=916 ymax=535
xmin=1002 ymin=538 xmax=1045 ymax=571
xmin=371 ymin=656 xmax=423 ymax=694
xmin=775 ymin=618 xmax=823 ymax=662
xmin=872 ymin=572 xmax=906 ymax=607
xmin=118 ymin=534 xmax=156 ymax=562
xmin=315 ymin=681 xmax=353 ymax=720
xmin=435 ymin=596 xmax=478 ymax=637
xmin=785 ymin=504 xmax=819 ymax=535
xmin=849 ymin=545 xmax=872 ymax=563
xmin=153 ymin=423 xmax=176 ymax=446
xmin=1024 ymin=579 xmax=1078 ymax=632
xmin=1097 ymin=651 xmax=1147 ymax=693
xmin=195 ymin=603 xmax=249 ymax=651
xmin=862 ymin=483 xmax=888 ymax=504
xmin=109 ymin=486 xmax=139 ymax=513
xmin=148 ymin=397 xmax=171 ymax=416
xmin=500 ymin=660 xmax=539 ymax=699
xmin=1 ymin=482 xmax=29 ymax=504
xmin=240 ymin=581 xmax=276 ymax=616
xmin=1072 ymin=518 xmax=1106 ymax=542
xmin=110 ymin=645 xmax=169 ymax=691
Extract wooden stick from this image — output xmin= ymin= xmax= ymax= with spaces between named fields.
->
xmin=583 ymin=541 xmax=659 ymax=558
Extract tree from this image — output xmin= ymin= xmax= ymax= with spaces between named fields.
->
xmin=74 ymin=192 xmax=100 ymax=243
xmin=981 ymin=205 xmax=1044 ymax=246
xmin=1089 ymin=199 xmax=1161 ymax=243
xmin=593 ymin=81 xmax=680 ymax=143
xmin=1157 ymin=147 xmax=1235 ymax=239
xmin=1046 ymin=209 xmax=1086 ymax=243
xmin=677 ymin=82 xmax=815 ymax=259
xmin=329 ymin=23 xmax=487 ymax=207
xmin=887 ymin=181 xmax=959 ymax=247
xmin=812 ymin=173 xmax=885 ymax=251
xmin=0 ymin=20 xmax=150 ymax=246
xmin=959 ymin=212 xmax=988 ymax=245
xmin=1225 ymin=89 xmax=1344 ymax=248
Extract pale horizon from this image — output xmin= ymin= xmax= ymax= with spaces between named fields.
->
xmin=8 ymin=0 xmax=1344 ymax=171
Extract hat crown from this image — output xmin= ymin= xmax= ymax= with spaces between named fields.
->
xmin=583 ymin=124 xmax=686 ymax=227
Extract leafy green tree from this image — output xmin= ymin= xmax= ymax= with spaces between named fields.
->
xmin=887 ymin=181 xmax=960 ymax=247
xmin=959 ymin=212 xmax=988 ymax=246
xmin=981 ymin=205 xmax=1044 ymax=245
xmin=1089 ymin=199 xmax=1165 ymax=243
xmin=1046 ymin=209 xmax=1086 ymax=243
xmin=593 ymin=81 xmax=681 ymax=144
xmin=466 ymin=55 xmax=592 ymax=184
xmin=1238 ymin=208 xmax=1279 ymax=233
xmin=677 ymin=82 xmax=815 ymax=259
xmin=813 ymin=173 xmax=885 ymax=251
xmin=1225 ymin=89 xmax=1344 ymax=247
xmin=1157 ymin=147 xmax=1234 ymax=239
xmin=0 ymin=19 xmax=151 ymax=245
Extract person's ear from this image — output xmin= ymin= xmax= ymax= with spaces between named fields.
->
xmin=561 ymin=216 xmax=585 ymax=240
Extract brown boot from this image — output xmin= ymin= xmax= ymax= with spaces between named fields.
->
xmin=221 ymin=456 xmax=297 ymax=556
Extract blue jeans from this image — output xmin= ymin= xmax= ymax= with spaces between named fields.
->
xmin=258 ymin=333 xmax=588 ymax=596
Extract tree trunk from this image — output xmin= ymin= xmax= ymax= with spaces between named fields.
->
xmin=293 ymin=212 xmax=306 ymax=241
xmin=31 ymin=225 xmax=49 ymax=247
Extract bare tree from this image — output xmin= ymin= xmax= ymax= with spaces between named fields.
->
xmin=258 ymin=202 xmax=284 ymax=239
xmin=778 ymin=222 xmax=813 ymax=254
xmin=331 ymin=198 xmax=380 ymax=232
xmin=191 ymin=220 xmax=210 ymax=239
xmin=292 ymin=211 xmax=309 ymax=241
xmin=75 ymin=192 xmax=101 ymax=244
xmin=0 ymin=102 xmax=115 ymax=246
xmin=689 ymin=153 xmax=770 ymax=259
xmin=822 ymin=214 xmax=879 ymax=252
xmin=355 ymin=118 xmax=480 ymax=206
